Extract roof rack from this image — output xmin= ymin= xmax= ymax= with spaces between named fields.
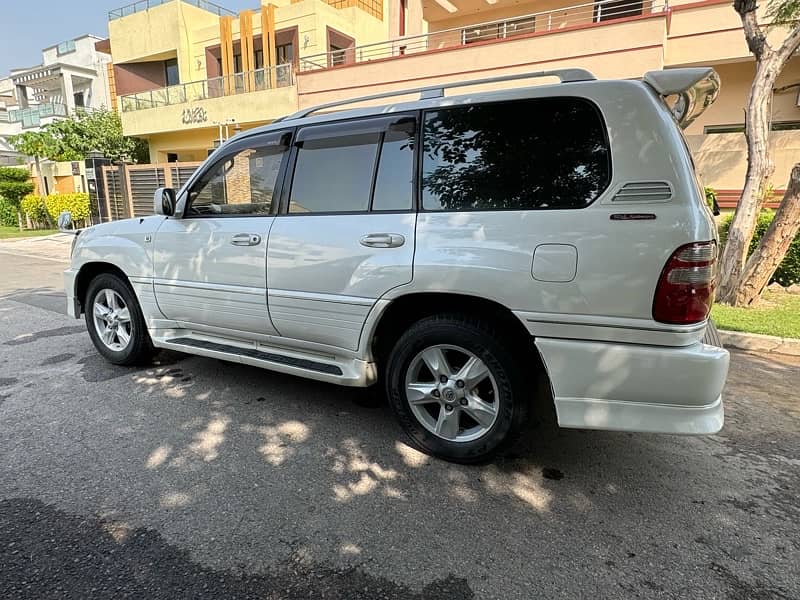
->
xmin=282 ymin=68 xmax=596 ymax=121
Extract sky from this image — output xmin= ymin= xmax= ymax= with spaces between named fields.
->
xmin=0 ymin=0 xmax=257 ymax=75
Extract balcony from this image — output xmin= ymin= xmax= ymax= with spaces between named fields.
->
xmin=108 ymin=0 xmax=235 ymax=20
xmin=7 ymin=103 xmax=68 ymax=129
xmin=296 ymin=0 xmax=669 ymax=108
xmin=300 ymin=0 xmax=667 ymax=71
xmin=118 ymin=65 xmax=298 ymax=136
xmin=120 ymin=65 xmax=294 ymax=112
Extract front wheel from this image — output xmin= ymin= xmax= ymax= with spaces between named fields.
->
xmin=385 ymin=314 xmax=531 ymax=463
xmin=85 ymin=273 xmax=157 ymax=366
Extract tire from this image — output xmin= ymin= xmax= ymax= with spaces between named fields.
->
xmin=84 ymin=273 xmax=157 ymax=366
xmin=385 ymin=313 xmax=531 ymax=463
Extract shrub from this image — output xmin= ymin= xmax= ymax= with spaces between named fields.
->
xmin=20 ymin=194 xmax=50 ymax=228
xmin=43 ymin=192 xmax=91 ymax=226
xmin=704 ymin=186 xmax=717 ymax=211
xmin=718 ymin=211 xmax=800 ymax=286
xmin=0 ymin=166 xmax=31 ymax=182
xmin=0 ymin=197 xmax=17 ymax=227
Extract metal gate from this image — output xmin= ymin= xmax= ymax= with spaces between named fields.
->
xmin=101 ymin=162 xmax=202 ymax=219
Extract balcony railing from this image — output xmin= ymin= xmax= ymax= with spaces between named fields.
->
xmin=109 ymin=0 xmax=236 ymax=20
xmin=300 ymin=0 xmax=667 ymax=71
xmin=7 ymin=103 xmax=68 ymax=128
xmin=119 ymin=65 xmax=294 ymax=112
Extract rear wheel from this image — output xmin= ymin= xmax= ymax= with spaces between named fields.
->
xmin=386 ymin=314 xmax=531 ymax=463
xmin=85 ymin=273 xmax=157 ymax=366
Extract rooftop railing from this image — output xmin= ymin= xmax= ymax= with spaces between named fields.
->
xmin=119 ymin=64 xmax=294 ymax=112
xmin=7 ymin=102 xmax=68 ymax=128
xmin=300 ymin=0 xmax=666 ymax=71
xmin=109 ymin=0 xmax=236 ymax=20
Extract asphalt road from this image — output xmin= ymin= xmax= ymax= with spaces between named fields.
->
xmin=0 ymin=240 xmax=798 ymax=599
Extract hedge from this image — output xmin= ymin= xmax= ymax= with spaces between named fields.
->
xmin=0 ymin=197 xmax=16 ymax=227
xmin=718 ymin=211 xmax=800 ymax=286
xmin=18 ymin=193 xmax=91 ymax=229
xmin=20 ymin=195 xmax=50 ymax=228
xmin=44 ymin=193 xmax=91 ymax=225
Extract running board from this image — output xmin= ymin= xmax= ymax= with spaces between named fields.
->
xmin=170 ymin=336 xmax=342 ymax=374
xmin=156 ymin=335 xmax=375 ymax=387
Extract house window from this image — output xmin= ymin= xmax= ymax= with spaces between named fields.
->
xmin=594 ymin=0 xmax=643 ymax=22
xmin=330 ymin=44 xmax=347 ymax=67
xmin=74 ymin=92 xmax=85 ymax=108
xmin=255 ymin=49 xmax=264 ymax=70
xmin=276 ymin=43 xmax=294 ymax=65
xmin=234 ymin=53 xmax=243 ymax=73
xmin=165 ymin=58 xmax=179 ymax=86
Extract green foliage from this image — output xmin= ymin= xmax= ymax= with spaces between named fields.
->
xmin=20 ymin=194 xmax=50 ymax=227
xmin=719 ymin=210 xmax=800 ymax=286
xmin=0 ymin=167 xmax=35 ymax=213
xmin=0 ymin=197 xmax=17 ymax=227
xmin=43 ymin=193 xmax=91 ymax=224
xmin=711 ymin=291 xmax=800 ymax=338
xmin=8 ymin=108 xmax=149 ymax=163
xmin=766 ymin=0 xmax=800 ymax=25
xmin=0 ymin=166 xmax=32 ymax=182
xmin=704 ymin=186 xmax=717 ymax=210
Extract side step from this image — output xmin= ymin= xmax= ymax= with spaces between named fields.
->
xmin=169 ymin=336 xmax=342 ymax=375
xmin=156 ymin=334 xmax=375 ymax=387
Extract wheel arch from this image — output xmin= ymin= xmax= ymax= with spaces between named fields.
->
xmin=74 ymin=262 xmax=132 ymax=315
xmin=369 ymin=292 xmax=544 ymax=371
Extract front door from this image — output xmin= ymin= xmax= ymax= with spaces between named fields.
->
xmin=153 ymin=131 xmax=290 ymax=336
xmin=266 ymin=115 xmax=417 ymax=351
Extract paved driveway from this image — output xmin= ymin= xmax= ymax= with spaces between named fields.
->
xmin=0 ymin=244 xmax=798 ymax=599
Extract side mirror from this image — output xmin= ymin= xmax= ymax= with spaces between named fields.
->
xmin=154 ymin=187 xmax=177 ymax=216
xmin=57 ymin=210 xmax=73 ymax=231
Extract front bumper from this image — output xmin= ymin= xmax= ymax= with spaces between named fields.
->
xmin=64 ymin=267 xmax=80 ymax=319
xmin=535 ymin=338 xmax=729 ymax=435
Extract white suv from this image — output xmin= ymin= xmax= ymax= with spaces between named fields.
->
xmin=64 ymin=68 xmax=730 ymax=462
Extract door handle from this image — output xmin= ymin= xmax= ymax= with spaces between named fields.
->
xmin=359 ymin=233 xmax=405 ymax=248
xmin=231 ymin=233 xmax=261 ymax=246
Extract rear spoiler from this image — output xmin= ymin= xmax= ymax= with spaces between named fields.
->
xmin=643 ymin=68 xmax=720 ymax=129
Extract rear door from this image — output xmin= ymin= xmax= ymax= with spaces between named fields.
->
xmin=266 ymin=115 xmax=417 ymax=351
xmin=153 ymin=131 xmax=290 ymax=336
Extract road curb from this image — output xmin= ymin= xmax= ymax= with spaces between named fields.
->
xmin=718 ymin=330 xmax=800 ymax=356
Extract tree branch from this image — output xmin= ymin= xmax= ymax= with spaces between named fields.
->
xmin=734 ymin=0 xmax=771 ymax=58
xmin=774 ymin=81 xmax=800 ymax=93
xmin=775 ymin=22 xmax=800 ymax=63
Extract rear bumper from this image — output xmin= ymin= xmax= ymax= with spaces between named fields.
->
xmin=535 ymin=338 xmax=729 ymax=435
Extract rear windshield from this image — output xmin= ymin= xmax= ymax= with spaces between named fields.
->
xmin=421 ymin=96 xmax=611 ymax=211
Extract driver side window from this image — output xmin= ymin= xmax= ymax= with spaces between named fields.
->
xmin=187 ymin=139 xmax=287 ymax=216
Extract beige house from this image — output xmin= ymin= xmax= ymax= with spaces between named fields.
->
xmin=108 ymin=0 xmax=800 ymax=204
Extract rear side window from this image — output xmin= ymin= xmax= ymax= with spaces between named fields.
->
xmin=422 ymin=97 xmax=610 ymax=211
xmin=289 ymin=133 xmax=378 ymax=213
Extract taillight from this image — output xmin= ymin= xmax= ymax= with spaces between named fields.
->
xmin=653 ymin=241 xmax=717 ymax=324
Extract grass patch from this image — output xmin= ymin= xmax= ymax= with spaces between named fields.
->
xmin=0 ymin=226 xmax=58 ymax=240
xmin=712 ymin=291 xmax=800 ymax=339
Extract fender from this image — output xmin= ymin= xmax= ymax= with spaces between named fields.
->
xmin=67 ymin=216 xmax=166 ymax=318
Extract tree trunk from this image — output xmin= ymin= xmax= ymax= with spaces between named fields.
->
xmin=33 ymin=156 xmax=46 ymax=199
xmin=716 ymin=58 xmax=779 ymax=303
xmin=730 ymin=163 xmax=800 ymax=305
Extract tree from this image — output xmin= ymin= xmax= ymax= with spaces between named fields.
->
xmin=8 ymin=131 xmax=49 ymax=198
xmin=8 ymin=108 xmax=149 ymax=165
xmin=717 ymin=0 xmax=800 ymax=305
xmin=0 ymin=167 xmax=35 ymax=231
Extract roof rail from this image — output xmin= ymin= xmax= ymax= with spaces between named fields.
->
xmin=283 ymin=68 xmax=596 ymax=121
